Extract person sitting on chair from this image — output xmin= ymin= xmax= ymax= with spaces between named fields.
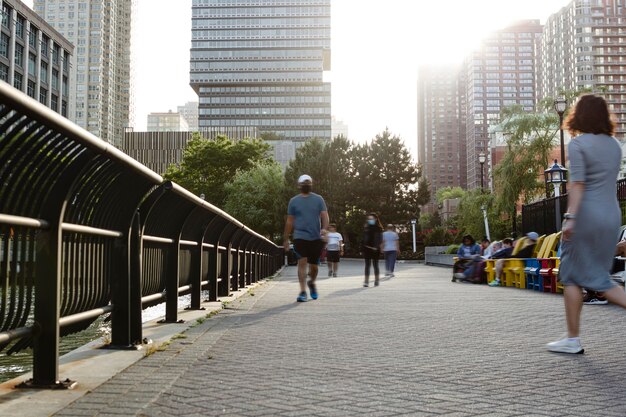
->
xmin=488 ymin=232 xmax=539 ymax=287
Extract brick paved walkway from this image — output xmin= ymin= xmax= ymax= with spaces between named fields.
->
xmin=57 ymin=260 xmax=626 ymax=416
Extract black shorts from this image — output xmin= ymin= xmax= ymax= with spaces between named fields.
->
xmin=326 ymin=250 xmax=340 ymax=263
xmin=293 ymin=239 xmax=325 ymax=265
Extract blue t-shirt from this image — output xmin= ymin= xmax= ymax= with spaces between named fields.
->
xmin=287 ymin=193 xmax=327 ymax=241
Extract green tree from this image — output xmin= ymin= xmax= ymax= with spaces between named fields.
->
xmin=285 ymin=137 xmax=356 ymax=229
xmin=435 ymin=186 xmax=466 ymax=204
xmin=493 ymin=105 xmax=559 ymax=234
xmin=223 ymin=162 xmax=287 ymax=240
xmin=351 ymin=129 xmax=429 ymax=225
xmin=456 ymin=190 xmax=509 ymax=241
xmin=163 ymin=133 xmax=272 ymax=207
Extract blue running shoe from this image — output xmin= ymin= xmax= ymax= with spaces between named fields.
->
xmin=297 ymin=291 xmax=307 ymax=302
xmin=308 ymin=281 xmax=318 ymax=300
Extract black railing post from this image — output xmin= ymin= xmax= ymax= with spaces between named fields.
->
xmin=129 ymin=211 xmax=143 ymax=345
xmin=189 ymin=242 xmax=202 ymax=310
xmin=163 ymin=241 xmax=181 ymax=323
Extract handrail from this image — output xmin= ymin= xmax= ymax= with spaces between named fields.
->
xmin=0 ymin=80 xmax=283 ymax=389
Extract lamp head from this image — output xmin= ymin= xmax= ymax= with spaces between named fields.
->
xmin=544 ymin=159 xmax=568 ymax=184
xmin=478 ymin=152 xmax=486 ymax=164
xmin=554 ymin=97 xmax=567 ymax=114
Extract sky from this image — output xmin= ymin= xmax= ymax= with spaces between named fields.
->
xmin=24 ymin=0 xmax=572 ymax=157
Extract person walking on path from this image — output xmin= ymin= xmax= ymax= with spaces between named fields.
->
xmin=547 ymin=94 xmax=626 ymax=354
xmin=325 ymin=224 xmax=343 ymax=277
xmin=361 ymin=213 xmax=383 ymax=287
xmin=283 ymin=174 xmax=329 ymax=302
xmin=382 ymin=224 xmax=400 ymax=277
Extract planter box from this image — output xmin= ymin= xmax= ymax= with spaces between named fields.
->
xmin=424 ymin=246 xmax=455 ymax=267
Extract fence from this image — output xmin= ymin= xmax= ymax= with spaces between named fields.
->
xmin=0 ymin=81 xmax=283 ymax=389
xmin=522 ymin=178 xmax=626 ymax=235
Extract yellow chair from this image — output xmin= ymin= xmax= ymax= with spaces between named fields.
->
xmin=502 ymin=236 xmax=545 ymax=288
xmin=485 ymin=239 xmax=524 ymax=285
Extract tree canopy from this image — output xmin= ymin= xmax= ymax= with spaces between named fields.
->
xmin=285 ymin=130 xmax=429 ymax=247
xmin=223 ymin=161 xmax=287 ymax=240
xmin=163 ymin=133 xmax=272 ymax=207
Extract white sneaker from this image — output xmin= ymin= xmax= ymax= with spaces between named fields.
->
xmin=453 ymin=273 xmax=465 ymax=279
xmin=546 ymin=337 xmax=584 ymax=354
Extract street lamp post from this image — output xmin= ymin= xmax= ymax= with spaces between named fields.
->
xmin=410 ymin=219 xmax=417 ymax=253
xmin=544 ymin=159 xmax=568 ymax=232
xmin=478 ymin=152 xmax=486 ymax=191
xmin=554 ymin=97 xmax=568 ymax=193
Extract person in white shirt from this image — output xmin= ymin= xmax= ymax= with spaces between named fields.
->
xmin=325 ymin=224 xmax=343 ymax=277
xmin=382 ymin=224 xmax=400 ymax=277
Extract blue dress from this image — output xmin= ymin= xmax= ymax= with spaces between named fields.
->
xmin=559 ymin=133 xmax=622 ymax=291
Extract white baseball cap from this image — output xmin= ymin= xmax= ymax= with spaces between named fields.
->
xmin=298 ymin=174 xmax=312 ymax=184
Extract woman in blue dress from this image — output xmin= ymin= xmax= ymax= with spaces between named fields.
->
xmin=547 ymin=95 xmax=626 ymax=354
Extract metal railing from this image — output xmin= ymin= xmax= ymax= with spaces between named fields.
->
xmin=0 ymin=81 xmax=283 ymax=388
xmin=522 ymin=178 xmax=626 ymax=235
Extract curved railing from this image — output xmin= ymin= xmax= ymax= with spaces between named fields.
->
xmin=0 ymin=81 xmax=283 ymax=388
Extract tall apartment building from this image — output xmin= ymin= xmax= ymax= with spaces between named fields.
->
xmin=177 ymin=101 xmax=199 ymax=131
xmin=0 ymin=0 xmax=72 ymax=115
xmin=463 ymin=20 xmax=543 ymax=190
xmin=190 ymin=0 xmax=331 ymax=141
xmin=33 ymin=0 xmax=135 ymax=147
xmin=417 ymin=66 xmax=467 ymax=203
xmin=538 ymin=0 xmax=626 ymax=139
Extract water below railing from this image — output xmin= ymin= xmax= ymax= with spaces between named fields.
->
xmin=0 ymin=293 xmax=205 ymax=383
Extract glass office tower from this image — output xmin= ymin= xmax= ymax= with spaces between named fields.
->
xmin=190 ymin=0 xmax=331 ymax=141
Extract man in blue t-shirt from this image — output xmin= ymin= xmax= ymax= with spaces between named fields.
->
xmin=283 ymin=174 xmax=329 ymax=302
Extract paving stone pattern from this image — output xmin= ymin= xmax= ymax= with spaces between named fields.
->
xmin=56 ymin=260 xmax=626 ymax=417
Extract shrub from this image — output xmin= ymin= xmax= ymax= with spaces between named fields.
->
xmin=398 ymin=250 xmax=424 ymax=260
xmin=445 ymin=244 xmax=460 ymax=254
xmin=424 ymin=227 xmax=455 ymax=246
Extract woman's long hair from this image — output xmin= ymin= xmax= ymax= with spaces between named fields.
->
xmin=565 ymin=94 xmax=616 ymax=137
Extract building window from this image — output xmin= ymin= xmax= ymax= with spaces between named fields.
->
xmin=15 ymin=14 xmax=24 ymax=39
xmin=1 ymin=4 xmax=10 ymax=29
xmin=51 ymin=93 xmax=58 ymax=111
xmin=27 ymin=80 xmax=36 ymax=98
xmin=0 ymin=63 xmax=8 ymax=82
xmin=14 ymin=44 xmax=23 ymax=68
xmin=0 ymin=33 xmax=9 ymax=58
xmin=39 ymin=87 xmax=47 ymax=104
xmin=41 ymin=36 xmax=49 ymax=57
xmin=53 ymin=45 xmax=60 ymax=65
xmin=29 ymin=27 xmax=38 ymax=49
xmin=40 ymin=61 xmax=48 ymax=84
xmin=61 ymin=100 xmax=67 ymax=117
xmin=14 ymin=72 xmax=22 ymax=90
xmin=28 ymin=53 xmax=36 ymax=76
xmin=52 ymin=68 xmax=59 ymax=90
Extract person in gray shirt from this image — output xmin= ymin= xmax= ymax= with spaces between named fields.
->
xmin=283 ymin=175 xmax=329 ymax=302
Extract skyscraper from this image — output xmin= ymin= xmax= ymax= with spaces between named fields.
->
xmin=538 ymin=0 xmax=626 ymax=138
xmin=190 ymin=0 xmax=331 ymax=141
xmin=417 ymin=66 xmax=467 ymax=202
xmin=0 ymin=0 xmax=73 ymax=115
xmin=463 ymin=20 xmax=543 ymax=189
xmin=33 ymin=0 xmax=135 ymax=147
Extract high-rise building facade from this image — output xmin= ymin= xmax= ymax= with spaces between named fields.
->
xmin=538 ymin=0 xmax=626 ymax=138
xmin=0 ymin=0 xmax=73 ymax=115
xmin=463 ymin=20 xmax=543 ymax=190
xmin=177 ymin=101 xmax=199 ymax=131
xmin=190 ymin=0 xmax=331 ymax=141
xmin=33 ymin=0 xmax=135 ymax=147
xmin=417 ymin=66 xmax=467 ymax=202
xmin=147 ymin=111 xmax=189 ymax=132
